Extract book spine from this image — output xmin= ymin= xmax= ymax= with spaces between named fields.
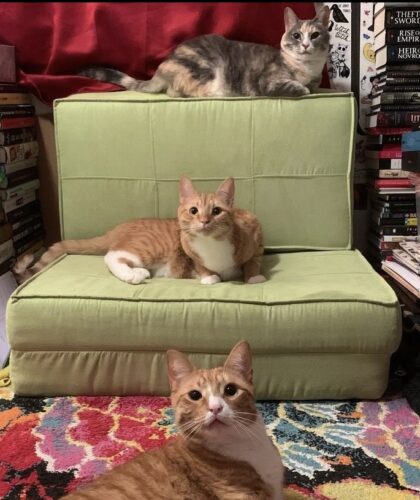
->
xmin=367 ymin=126 xmax=412 ymax=135
xmin=14 ymin=231 xmax=44 ymax=256
xmin=5 ymin=200 xmax=40 ymax=224
xmin=367 ymin=158 xmax=402 ymax=169
xmin=15 ymin=238 xmax=44 ymax=257
xmin=0 ymin=105 xmax=35 ymax=119
xmin=0 ymin=140 xmax=38 ymax=164
xmin=0 ymin=127 xmax=36 ymax=146
xmin=375 ymin=169 xmax=409 ymax=178
xmin=380 ymin=103 xmax=420 ymax=111
xmin=0 ymin=167 xmax=38 ymax=189
xmin=0 ymin=179 xmax=40 ymax=202
xmin=386 ymin=8 xmax=420 ymax=28
xmin=367 ymin=150 xmax=402 ymax=159
xmin=374 ymin=179 xmax=413 ymax=187
xmin=2 ymin=191 xmax=37 ymax=214
xmin=383 ymin=45 xmax=420 ymax=63
xmin=380 ymin=92 xmax=420 ymax=104
xmin=0 ymin=116 xmax=36 ymax=130
xmin=11 ymin=212 xmax=42 ymax=232
xmin=0 ymin=157 xmax=38 ymax=176
xmin=381 ymin=225 xmax=418 ymax=235
xmin=0 ymin=93 xmax=32 ymax=106
xmin=13 ymin=220 xmax=43 ymax=243
xmin=386 ymin=28 xmax=420 ymax=44
xmin=377 ymin=110 xmax=420 ymax=126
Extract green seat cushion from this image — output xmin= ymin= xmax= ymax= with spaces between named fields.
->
xmin=54 ymin=92 xmax=356 ymax=251
xmin=7 ymin=250 xmax=401 ymax=398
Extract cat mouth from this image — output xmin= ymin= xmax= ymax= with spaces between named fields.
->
xmin=206 ymin=416 xmax=229 ymax=428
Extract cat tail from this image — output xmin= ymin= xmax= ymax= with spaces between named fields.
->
xmin=78 ymin=67 xmax=167 ymax=93
xmin=12 ymin=235 xmax=110 ymax=284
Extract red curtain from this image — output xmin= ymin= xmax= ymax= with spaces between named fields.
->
xmin=0 ymin=2 xmax=328 ymax=106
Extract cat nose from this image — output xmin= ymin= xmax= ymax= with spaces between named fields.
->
xmin=210 ymin=404 xmax=223 ymax=415
xmin=200 ymin=218 xmax=210 ymax=225
xmin=303 ymin=43 xmax=309 ymax=50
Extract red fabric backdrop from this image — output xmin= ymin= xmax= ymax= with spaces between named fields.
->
xmin=0 ymin=2 xmax=329 ymax=107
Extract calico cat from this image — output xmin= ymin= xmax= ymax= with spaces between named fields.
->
xmin=63 ymin=340 xmax=284 ymax=499
xmin=13 ymin=177 xmax=266 ymax=285
xmin=79 ymin=6 xmax=330 ymax=98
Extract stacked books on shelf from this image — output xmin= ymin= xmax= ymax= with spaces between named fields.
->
xmin=366 ymin=3 xmax=420 ymax=267
xmin=382 ymin=240 xmax=420 ymax=308
xmin=0 ymin=44 xmax=43 ymax=366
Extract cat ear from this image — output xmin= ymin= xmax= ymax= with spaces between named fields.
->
xmin=216 ymin=177 xmax=235 ymax=207
xmin=179 ymin=176 xmax=198 ymax=202
xmin=166 ymin=349 xmax=194 ymax=391
xmin=314 ymin=5 xmax=330 ymax=27
xmin=224 ymin=340 xmax=253 ymax=384
xmin=284 ymin=7 xmax=299 ymax=31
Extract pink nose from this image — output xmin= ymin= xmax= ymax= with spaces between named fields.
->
xmin=303 ymin=44 xmax=309 ymax=50
xmin=210 ymin=405 xmax=223 ymax=415
xmin=200 ymin=219 xmax=210 ymax=225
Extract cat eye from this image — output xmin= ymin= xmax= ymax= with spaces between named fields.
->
xmin=224 ymin=384 xmax=237 ymax=396
xmin=292 ymin=32 xmax=301 ymax=40
xmin=189 ymin=207 xmax=198 ymax=215
xmin=188 ymin=390 xmax=202 ymax=401
xmin=311 ymin=32 xmax=320 ymax=40
xmin=212 ymin=207 xmax=222 ymax=215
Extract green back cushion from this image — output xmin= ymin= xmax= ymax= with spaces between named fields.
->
xmin=54 ymin=92 xmax=356 ymax=250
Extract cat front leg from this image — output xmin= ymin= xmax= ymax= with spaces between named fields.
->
xmin=194 ymin=262 xmax=221 ymax=285
xmin=243 ymin=258 xmax=266 ymax=284
xmin=266 ymin=80 xmax=310 ymax=97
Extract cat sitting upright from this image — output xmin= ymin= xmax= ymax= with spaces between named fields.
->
xmin=80 ymin=6 xmax=330 ymax=98
xmin=63 ymin=340 xmax=285 ymax=499
xmin=13 ymin=177 xmax=266 ymax=285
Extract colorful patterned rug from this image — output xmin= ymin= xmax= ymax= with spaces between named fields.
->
xmin=0 ymin=387 xmax=419 ymax=500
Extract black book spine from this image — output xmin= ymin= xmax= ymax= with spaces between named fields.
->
xmin=385 ymin=45 xmax=420 ymax=63
xmin=386 ymin=8 xmax=420 ymax=28
xmin=386 ymin=28 xmax=420 ymax=44
xmin=0 ymin=127 xmax=37 ymax=146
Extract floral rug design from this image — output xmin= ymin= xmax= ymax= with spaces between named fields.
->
xmin=0 ymin=388 xmax=419 ymax=499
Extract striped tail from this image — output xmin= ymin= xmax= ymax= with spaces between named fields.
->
xmin=12 ymin=235 xmax=110 ymax=284
xmin=79 ymin=67 xmax=167 ymax=93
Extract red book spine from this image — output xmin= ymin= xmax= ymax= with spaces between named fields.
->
xmin=374 ymin=179 xmax=414 ymax=188
xmin=367 ymin=126 xmax=412 ymax=135
xmin=0 ymin=116 xmax=36 ymax=130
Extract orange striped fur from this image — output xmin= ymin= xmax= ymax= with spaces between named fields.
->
xmin=13 ymin=178 xmax=265 ymax=286
xmin=63 ymin=341 xmax=284 ymax=499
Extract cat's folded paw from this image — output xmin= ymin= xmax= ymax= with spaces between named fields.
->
xmin=121 ymin=267 xmax=151 ymax=284
xmin=201 ymin=274 xmax=221 ymax=285
xmin=247 ymin=274 xmax=266 ymax=284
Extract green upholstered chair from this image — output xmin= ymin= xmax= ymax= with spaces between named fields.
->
xmin=6 ymin=92 xmax=402 ymax=399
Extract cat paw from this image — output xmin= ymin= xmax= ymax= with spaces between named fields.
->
xmin=200 ymin=274 xmax=221 ymax=285
xmin=121 ymin=268 xmax=151 ymax=284
xmin=247 ymin=274 xmax=266 ymax=284
xmin=294 ymin=86 xmax=310 ymax=96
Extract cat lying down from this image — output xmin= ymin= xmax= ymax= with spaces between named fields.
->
xmin=14 ymin=177 xmax=266 ymax=286
xmin=63 ymin=341 xmax=285 ymax=499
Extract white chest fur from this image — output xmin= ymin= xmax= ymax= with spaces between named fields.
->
xmin=206 ymin=415 xmax=284 ymax=499
xmin=190 ymin=233 xmax=241 ymax=281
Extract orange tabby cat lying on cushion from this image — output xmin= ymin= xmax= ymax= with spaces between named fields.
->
xmin=14 ymin=177 xmax=266 ymax=285
xmin=63 ymin=340 xmax=284 ymax=499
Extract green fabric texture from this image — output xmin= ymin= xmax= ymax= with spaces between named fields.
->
xmin=54 ymin=91 xmax=356 ymax=250
xmin=7 ymin=251 xmax=401 ymax=397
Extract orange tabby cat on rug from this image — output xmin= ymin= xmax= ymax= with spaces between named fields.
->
xmin=14 ymin=177 xmax=266 ymax=285
xmin=63 ymin=341 xmax=284 ymax=499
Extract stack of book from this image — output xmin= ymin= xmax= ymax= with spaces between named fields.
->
xmin=366 ymin=3 xmax=420 ymax=267
xmin=382 ymin=240 xmax=420 ymax=308
xmin=0 ymin=49 xmax=45 ymax=276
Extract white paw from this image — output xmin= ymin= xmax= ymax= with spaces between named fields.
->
xmin=247 ymin=274 xmax=266 ymax=284
xmin=200 ymin=274 xmax=221 ymax=285
xmin=120 ymin=267 xmax=150 ymax=284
